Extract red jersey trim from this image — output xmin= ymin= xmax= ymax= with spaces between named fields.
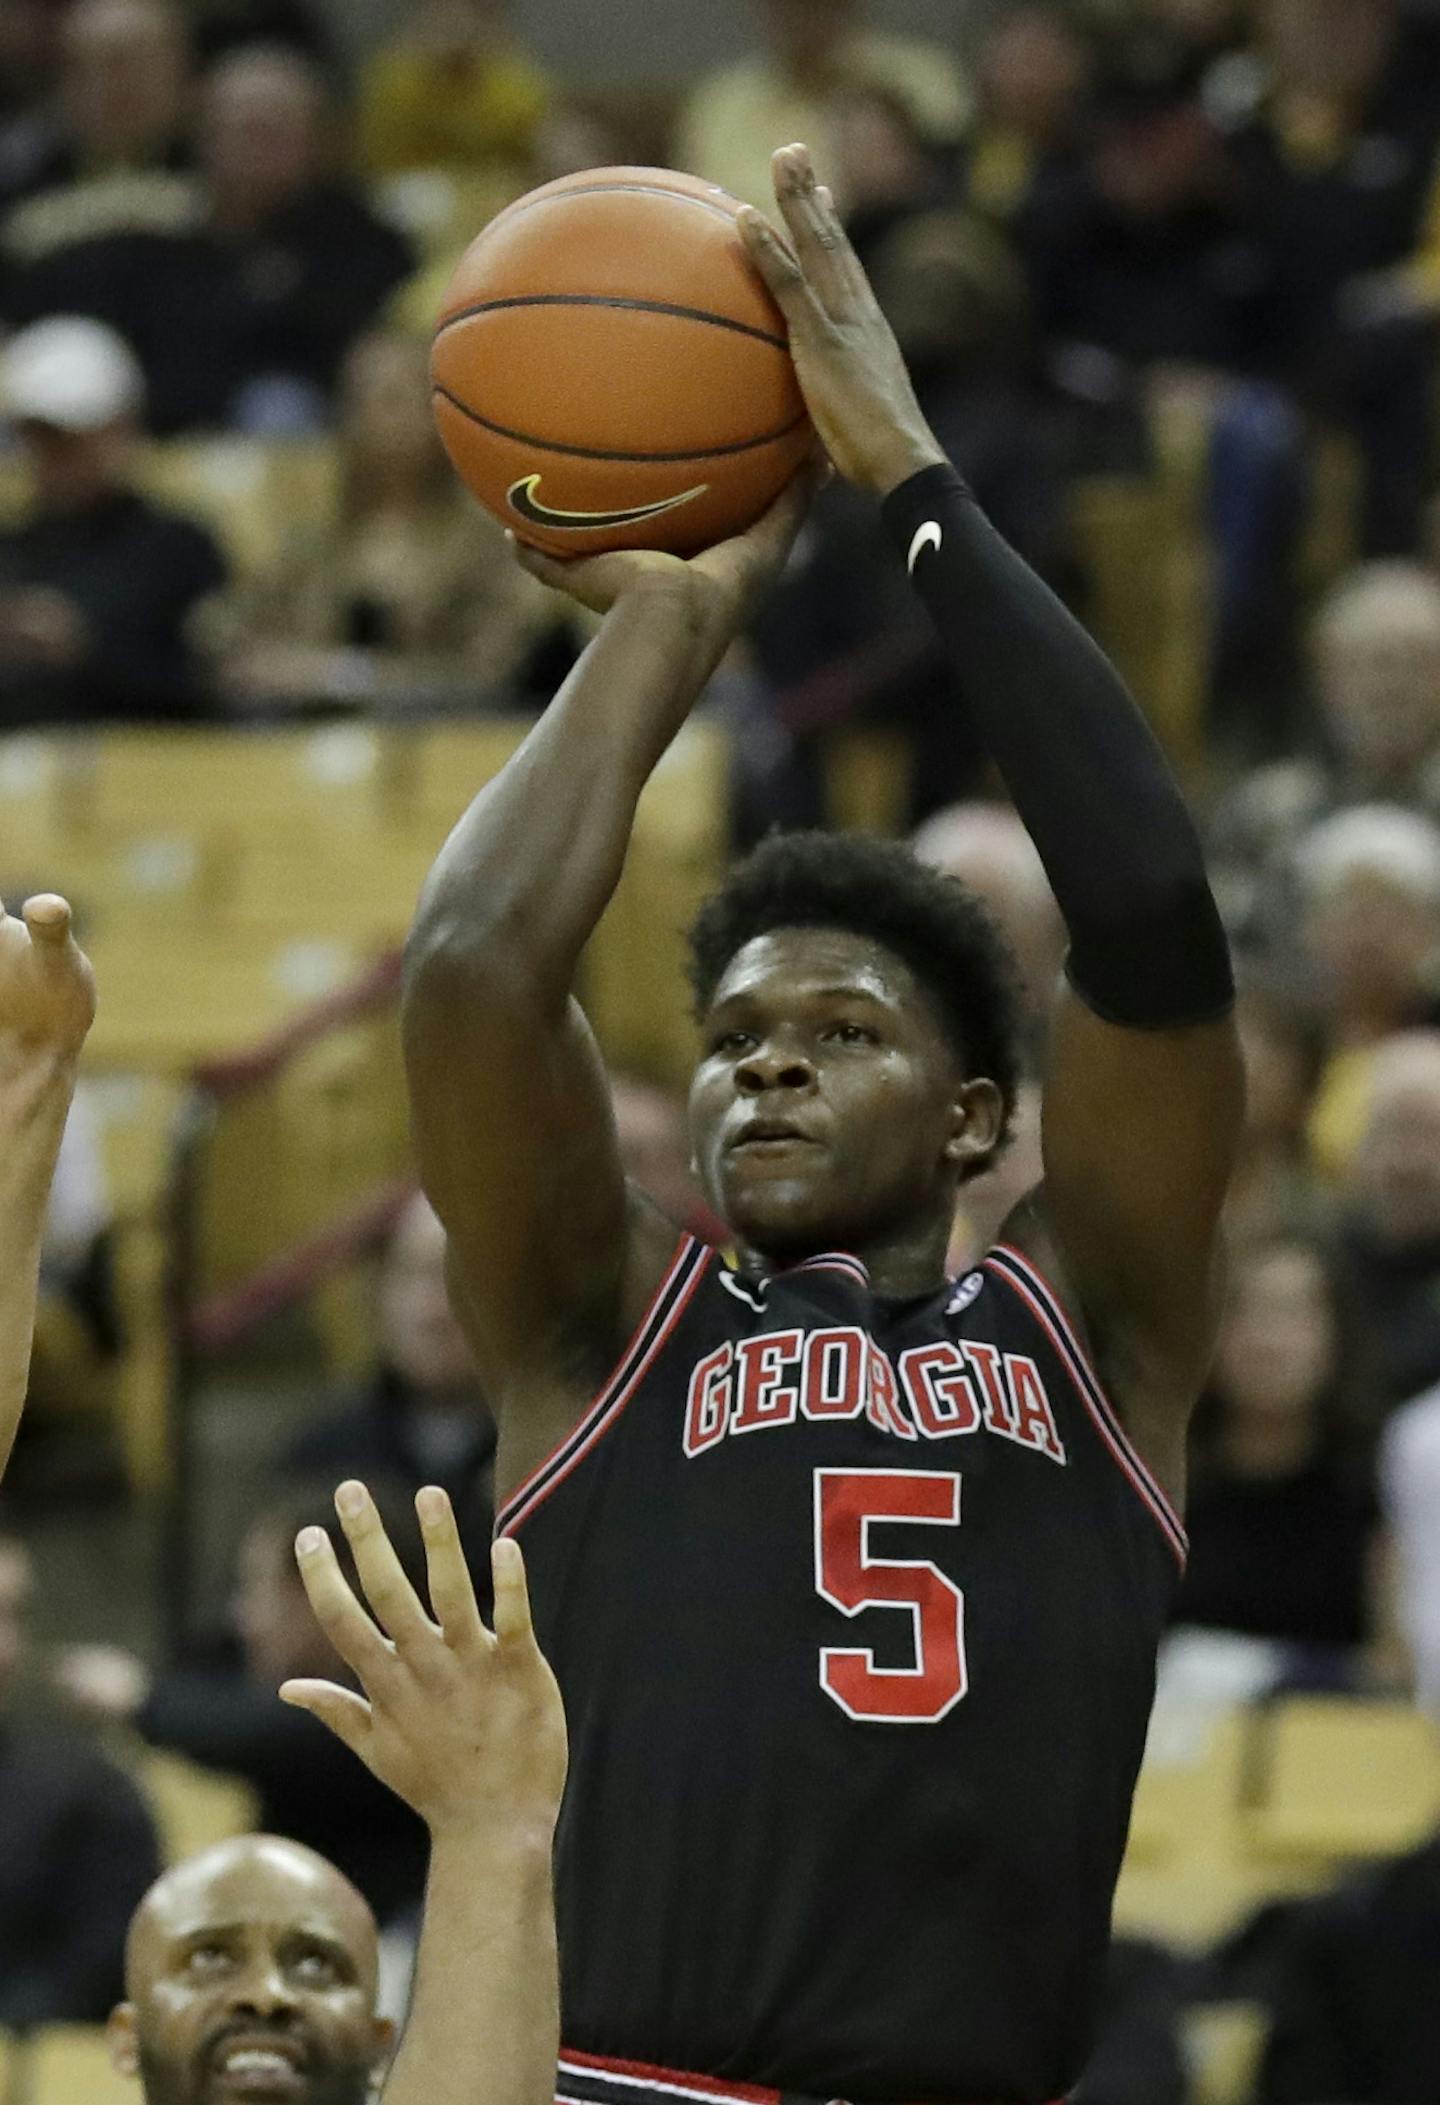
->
xmin=558 ymin=2050 xmax=778 ymax=2104
xmin=983 ymin=1244 xmax=1188 ymax=1568
xmin=556 ymin=2048 xmax=1062 ymax=2105
xmin=497 ymin=1233 xmax=714 ymax=1537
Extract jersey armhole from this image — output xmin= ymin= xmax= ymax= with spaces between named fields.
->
xmin=983 ymin=1242 xmax=1189 ymax=1568
xmin=496 ymin=1231 xmax=715 ymax=1537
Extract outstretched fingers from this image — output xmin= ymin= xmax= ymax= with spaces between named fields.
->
xmin=333 ymin=1480 xmax=435 ymax=1648
xmin=416 ymin=1486 xmax=487 ymax=1652
xmin=21 ymin=893 xmax=73 ymax=947
xmin=278 ymin=1675 xmax=373 ymax=1756
xmin=292 ymin=1523 xmax=402 ymax=1698
xmin=490 ymin=1534 xmax=538 ymax=1650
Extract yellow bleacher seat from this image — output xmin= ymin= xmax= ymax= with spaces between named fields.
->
xmin=1184 ymin=2002 xmax=1270 ymax=2105
xmin=586 ymin=719 xmax=730 ymax=1086
xmin=821 ymin=729 xmax=912 ymax=836
xmin=392 ymin=717 xmax=529 ymax=836
xmin=134 ymin=1747 xmax=258 ymax=1865
xmin=1246 ymin=1697 xmax=1440 ymax=1864
xmin=1114 ymin=1704 xmax=1332 ymax=1949
xmin=21 ymin=2027 xmax=134 ymax=2105
xmin=222 ymin=827 xmax=434 ymax=947
xmin=81 ymin=929 xmax=369 ymax=1075
xmin=67 ymin=725 xmax=388 ymax=837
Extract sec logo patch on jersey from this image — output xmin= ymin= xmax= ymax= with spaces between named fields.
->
xmin=946 ymin=1271 xmax=985 ymax=1316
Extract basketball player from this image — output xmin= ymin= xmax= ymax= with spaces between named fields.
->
xmin=112 ymin=1503 xmax=564 ymax=2105
xmin=402 ymin=144 xmax=1242 ymax=2105
xmin=0 ymin=892 xmax=95 ymax=1485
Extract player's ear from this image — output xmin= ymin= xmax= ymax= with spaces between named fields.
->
xmin=108 ymin=2003 xmax=141 ymax=2080
xmin=944 ymin=1077 xmax=1004 ymax=1171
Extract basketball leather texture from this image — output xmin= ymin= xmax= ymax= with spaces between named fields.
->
xmin=432 ymin=167 xmax=811 ymax=557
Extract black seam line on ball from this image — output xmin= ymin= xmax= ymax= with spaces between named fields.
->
xmin=491 ymin=179 xmax=741 ymax=233
xmin=435 ymin=291 xmax=787 ymax=351
xmin=432 ymin=386 xmax=808 ymax=463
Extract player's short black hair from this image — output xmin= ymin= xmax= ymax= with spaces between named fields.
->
xmin=687 ymin=831 xmax=1025 ymax=1161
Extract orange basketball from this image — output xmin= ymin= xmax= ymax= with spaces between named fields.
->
xmin=431 ymin=167 xmax=811 ymax=558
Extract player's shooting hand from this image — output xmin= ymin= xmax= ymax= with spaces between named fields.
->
xmin=280 ymin=1481 xmax=567 ymax=1844
xmin=739 ymin=144 xmax=947 ymax=497
xmin=0 ymin=895 xmax=96 ymax=1086
xmin=508 ymin=456 xmax=818 ymax=638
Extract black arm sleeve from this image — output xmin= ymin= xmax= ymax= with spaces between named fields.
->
xmin=883 ymin=463 xmax=1233 ymax=1029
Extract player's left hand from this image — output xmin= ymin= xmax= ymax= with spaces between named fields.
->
xmin=0 ymin=895 xmax=96 ymax=1084
xmin=739 ymin=143 xmax=947 ymax=498
xmin=280 ymin=1481 xmax=567 ymax=1844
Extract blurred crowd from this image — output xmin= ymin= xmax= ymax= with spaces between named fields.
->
xmin=4 ymin=0 xmax=1440 ymax=2099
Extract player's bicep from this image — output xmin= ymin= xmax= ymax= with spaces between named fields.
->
xmin=1036 ymin=983 xmax=1244 ymax=1383
xmin=402 ymin=957 xmax=634 ymax=1386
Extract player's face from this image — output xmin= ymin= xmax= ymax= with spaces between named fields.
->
xmin=113 ymin=1847 xmax=388 ymax=2105
xmin=690 ymin=926 xmax=995 ymax=1262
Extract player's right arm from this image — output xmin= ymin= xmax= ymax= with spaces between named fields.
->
xmin=403 ymin=482 xmax=810 ymax=1451
xmin=0 ymin=896 xmax=96 ymax=1485
xmin=282 ymin=1484 xmax=567 ymax=2105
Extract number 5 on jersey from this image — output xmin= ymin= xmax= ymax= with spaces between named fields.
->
xmin=814 ymin=1468 xmax=968 ymax=1724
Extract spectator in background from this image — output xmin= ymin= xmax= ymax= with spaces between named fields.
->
xmin=1296 ymin=808 xmax=1440 ymax=1175
xmin=911 ymin=801 xmax=1064 ymax=1036
xmin=55 ymin=1476 xmax=431 ymax=1929
xmin=0 ymin=316 xmax=227 ymax=725
xmin=1339 ymin=1031 xmax=1440 ymax=1407
xmin=357 ymin=0 xmax=549 ymax=186
xmin=611 ymin=1074 xmax=721 ymax=1243
xmin=1255 ymin=1824 xmax=1440 ymax=2102
xmin=0 ymin=0 xmax=194 ymax=254
xmin=912 ymin=805 xmax=1054 ymax=1266
xmin=109 ymin=1836 xmax=395 ymax=2100
xmin=961 ymin=5 xmax=1091 ymax=226
xmin=1227 ymin=978 xmax=1326 ymax=1230
xmin=0 ymin=0 xmax=77 ymax=214
xmin=1232 ymin=0 xmax=1440 ymax=555
xmin=6 ymin=43 xmax=415 ymax=433
xmin=1382 ymin=1378 xmax=1440 ymax=1716
xmin=1175 ymin=1228 xmax=1382 ymax=1658
xmin=218 ymin=331 xmax=570 ymax=711
xmin=189 ymin=0 xmax=334 ymax=69
xmin=673 ymin=0 xmax=970 ymax=215
xmin=1213 ymin=562 xmax=1440 ymax=951
xmin=0 ymin=1531 xmax=161 ymax=2024
xmin=279 ymin=1194 xmax=495 ymax=1581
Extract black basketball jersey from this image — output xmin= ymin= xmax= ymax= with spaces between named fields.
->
xmin=498 ymin=1235 xmax=1185 ymax=2105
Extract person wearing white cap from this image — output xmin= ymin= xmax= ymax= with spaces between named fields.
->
xmin=0 ymin=313 xmax=226 ymax=724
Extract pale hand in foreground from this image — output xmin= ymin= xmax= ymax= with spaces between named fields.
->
xmin=0 ymin=895 xmax=96 ymax=1083
xmin=738 ymin=144 xmax=947 ymax=498
xmin=281 ymin=1482 xmax=567 ymax=1842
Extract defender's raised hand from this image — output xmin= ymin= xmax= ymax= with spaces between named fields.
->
xmin=0 ymin=894 xmax=95 ymax=1084
xmin=281 ymin=1482 xmax=566 ymax=1843
xmin=739 ymin=144 xmax=946 ymax=497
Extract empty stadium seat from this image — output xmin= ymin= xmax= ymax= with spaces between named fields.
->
xmin=132 ymin=1747 xmax=258 ymax=1865
xmin=20 ymin=2027 xmax=133 ymax=2105
xmin=1246 ymin=1697 xmax=1440 ymax=1863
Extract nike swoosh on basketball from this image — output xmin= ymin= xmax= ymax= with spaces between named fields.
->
xmin=507 ymin=474 xmax=709 ymax=532
xmin=907 ymin=520 xmax=943 ymax=575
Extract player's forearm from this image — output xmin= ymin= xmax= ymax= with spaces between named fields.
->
xmin=884 ymin=466 xmax=1233 ymax=1029
xmin=0 ymin=1056 xmax=78 ymax=1479
xmin=382 ymin=1826 xmax=558 ymax=2105
xmin=406 ymin=580 xmax=720 ymax=1007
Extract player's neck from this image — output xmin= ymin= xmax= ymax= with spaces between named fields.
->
xmin=740 ymin=1216 xmax=953 ymax=1299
